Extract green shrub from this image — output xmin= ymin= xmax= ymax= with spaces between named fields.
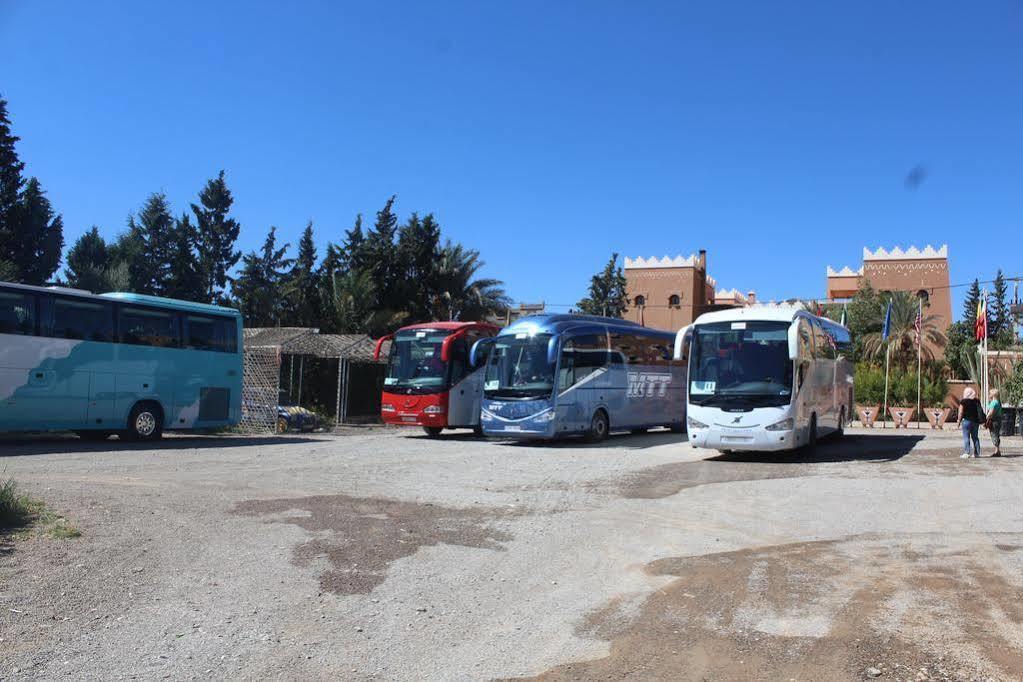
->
xmin=0 ymin=477 xmax=36 ymax=529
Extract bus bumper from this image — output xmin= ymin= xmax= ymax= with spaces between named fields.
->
xmin=688 ymin=427 xmax=795 ymax=452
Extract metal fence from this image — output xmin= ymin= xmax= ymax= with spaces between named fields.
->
xmin=239 ymin=345 xmax=281 ymax=433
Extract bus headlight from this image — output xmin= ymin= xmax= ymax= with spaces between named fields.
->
xmin=766 ymin=417 xmax=794 ymax=431
xmin=687 ymin=416 xmax=708 ymax=430
xmin=536 ymin=409 xmax=555 ymax=422
xmin=423 ymin=405 xmax=446 ymax=414
xmin=481 ymin=409 xmax=495 ymax=422
xmin=381 ymin=404 xmax=396 ymax=413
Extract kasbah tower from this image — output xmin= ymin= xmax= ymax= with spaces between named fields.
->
xmin=826 ymin=244 xmax=952 ymax=353
xmin=621 ymin=244 xmax=952 ymax=355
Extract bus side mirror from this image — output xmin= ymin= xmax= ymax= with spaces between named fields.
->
xmin=674 ymin=325 xmax=691 ymax=360
xmin=440 ymin=330 xmax=466 ymax=363
xmin=788 ymin=324 xmax=800 ymax=360
xmin=469 ymin=338 xmax=494 ymax=368
xmin=547 ymin=335 xmax=560 ymax=365
xmin=373 ymin=334 xmax=394 ymax=361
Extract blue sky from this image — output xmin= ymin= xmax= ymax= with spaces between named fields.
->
xmin=2 ymin=1 xmax=1021 ymax=313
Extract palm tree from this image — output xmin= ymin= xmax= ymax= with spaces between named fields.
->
xmin=860 ymin=291 xmax=947 ymax=370
xmin=430 ymin=241 xmax=511 ymax=321
xmin=324 ymin=269 xmax=404 ymax=335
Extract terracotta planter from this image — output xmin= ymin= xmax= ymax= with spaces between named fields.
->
xmin=888 ymin=406 xmax=916 ymax=429
xmin=856 ymin=405 xmax=881 ymax=427
xmin=924 ymin=406 xmax=951 ymax=430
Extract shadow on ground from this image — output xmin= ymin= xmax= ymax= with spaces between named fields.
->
xmin=0 ymin=435 xmax=323 ymax=458
xmin=493 ymin=430 xmax=685 ymax=451
xmin=707 ymin=434 xmax=924 ymax=464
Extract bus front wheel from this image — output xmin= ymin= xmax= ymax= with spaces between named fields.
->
xmin=585 ymin=410 xmax=609 ymax=443
xmin=423 ymin=426 xmax=443 ymax=437
xmin=126 ymin=402 xmax=164 ymax=441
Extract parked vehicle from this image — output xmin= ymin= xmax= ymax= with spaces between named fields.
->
xmin=474 ymin=314 xmax=685 ymax=441
xmin=0 ymin=281 xmax=242 ymax=440
xmin=677 ymin=305 xmax=853 ymax=452
xmin=374 ymin=321 xmax=499 ymax=437
xmin=276 ymin=390 xmax=321 ymax=433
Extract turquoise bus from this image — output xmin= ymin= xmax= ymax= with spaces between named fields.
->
xmin=0 ymin=281 xmax=243 ymax=440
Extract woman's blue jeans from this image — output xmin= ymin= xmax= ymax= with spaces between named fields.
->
xmin=961 ymin=419 xmax=981 ymax=456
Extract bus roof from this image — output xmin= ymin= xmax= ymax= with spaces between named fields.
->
xmin=0 ymin=282 xmax=240 ymax=318
xmin=99 ymin=292 xmax=241 ymax=317
xmin=396 ymin=321 xmax=500 ymax=333
xmin=690 ymin=305 xmax=848 ymax=331
xmin=499 ymin=313 xmax=671 ymax=339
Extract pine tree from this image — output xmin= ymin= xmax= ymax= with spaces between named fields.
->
xmin=110 ymin=222 xmax=151 ymax=293
xmin=11 ymin=177 xmax=64 ymax=284
xmin=162 ymin=214 xmax=205 ymax=301
xmin=341 ymin=214 xmax=366 ymax=272
xmin=576 ymin=253 xmax=628 ymax=318
xmin=233 ymin=226 xmax=293 ymax=327
xmin=365 ymin=196 xmax=400 ymax=310
xmin=990 ymin=269 xmax=1009 ymax=338
xmin=285 ymin=221 xmax=320 ymax=326
xmin=126 ymin=192 xmax=175 ymax=294
xmin=0 ymin=97 xmax=25 ymax=243
xmin=191 ymin=171 xmax=241 ymax=303
xmin=963 ymin=279 xmax=981 ymax=328
xmin=64 ymin=226 xmax=112 ymax=291
xmin=396 ymin=212 xmax=441 ymax=321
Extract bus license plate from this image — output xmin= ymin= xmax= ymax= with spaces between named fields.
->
xmin=401 ymin=416 xmax=417 ymax=423
xmin=504 ymin=425 xmax=522 ymax=432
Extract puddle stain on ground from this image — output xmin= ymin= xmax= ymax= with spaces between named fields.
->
xmin=529 ymin=535 xmax=1023 ymax=681
xmin=232 ymin=494 xmax=513 ymax=594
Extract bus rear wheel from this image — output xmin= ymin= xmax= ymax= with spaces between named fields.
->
xmin=125 ymin=402 xmax=163 ymax=441
xmin=585 ymin=410 xmax=609 ymax=443
xmin=423 ymin=426 xmax=443 ymax=437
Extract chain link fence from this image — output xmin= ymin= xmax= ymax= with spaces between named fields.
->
xmin=239 ymin=346 xmax=281 ymax=433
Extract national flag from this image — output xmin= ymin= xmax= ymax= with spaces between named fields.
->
xmin=975 ymin=297 xmax=987 ymax=341
xmin=914 ymin=298 xmax=922 ymax=346
xmin=882 ymin=300 xmax=892 ymax=341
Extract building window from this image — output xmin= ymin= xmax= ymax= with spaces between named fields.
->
xmin=668 ymin=294 xmax=680 ymax=307
xmin=634 ymin=295 xmax=646 ymax=307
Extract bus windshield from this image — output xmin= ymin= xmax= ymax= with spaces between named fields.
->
xmin=384 ymin=329 xmax=453 ymax=394
xmin=689 ymin=321 xmax=793 ymax=408
xmin=484 ymin=333 xmax=554 ymax=400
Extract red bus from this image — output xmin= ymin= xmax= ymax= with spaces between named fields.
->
xmin=374 ymin=321 xmax=499 ymax=437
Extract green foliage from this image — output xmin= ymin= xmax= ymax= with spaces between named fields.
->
xmin=162 ymin=213 xmax=205 ymax=301
xmin=233 ymin=226 xmax=294 ymax=327
xmin=858 ymin=291 xmax=946 ymax=370
xmin=1002 ymin=362 xmax=1023 ymax=407
xmin=286 ymin=221 xmax=320 ymax=326
xmin=0 ymin=476 xmax=36 ymax=529
xmin=962 ymin=279 xmax=981 ymax=327
xmin=990 ymin=270 xmax=1010 ymax=338
xmin=430 ymin=240 xmax=511 ymax=324
xmin=855 ymin=361 xmax=946 ymax=407
xmin=64 ymin=226 xmax=112 ymax=291
xmin=577 ymin=253 xmax=628 ymax=318
xmin=191 ymin=170 xmax=241 ymax=303
xmin=123 ymin=192 xmax=175 ymax=294
xmin=944 ymin=321 xmax=973 ymax=379
xmin=843 ymin=282 xmax=882 ymax=362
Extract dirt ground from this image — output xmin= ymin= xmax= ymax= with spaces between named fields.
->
xmin=2 ymin=426 xmax=1022 ymax=680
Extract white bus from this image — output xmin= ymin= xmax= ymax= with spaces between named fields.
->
xmin=675 ymin=306 xmax=853 ymax=452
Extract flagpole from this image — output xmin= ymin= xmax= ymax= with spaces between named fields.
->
xmin=883 ymin=342 xmax=891 ymax=429
xmin=916 ymin=297 xmax=922 ymax=429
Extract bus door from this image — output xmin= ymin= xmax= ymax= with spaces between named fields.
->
xmin=445 ymin=336 xmax=475 ymax=426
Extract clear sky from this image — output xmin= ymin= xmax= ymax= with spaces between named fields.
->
xmin=2 ymin=1 xmax=1021 ymax=313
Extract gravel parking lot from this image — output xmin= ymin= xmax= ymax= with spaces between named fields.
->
xmin=2 ymin=427 xmax=1022 ymax=680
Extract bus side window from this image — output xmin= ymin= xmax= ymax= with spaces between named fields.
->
xmin=119 ymin=305 xmax=179 ymax=347
xmin=187 ymin=314 xmax=237 ymax=353
xmin=0 ymin=289 xmax=36 ymax=336
xmin=558 ymin=340 xmax=576 ymax=390
xmin=572 ymin=335 xmax=607 ymax=385
xmin=51 ymin=297 xmax=115 ymax=343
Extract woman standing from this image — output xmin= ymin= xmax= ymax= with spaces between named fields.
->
xmin=986 ymin=388 xmax=1003 ymax=457
xmin=957 ymin=387 xmax=985 ymax=459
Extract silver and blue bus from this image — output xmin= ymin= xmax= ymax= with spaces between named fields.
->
xmin=472 ymin=314 xmax=686 ymax=441
xmin=0 ymin=281 xmax=242 ymax=440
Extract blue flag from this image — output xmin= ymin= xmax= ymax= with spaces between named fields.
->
xmin=882 ymin=300 xmax=892 ymax=341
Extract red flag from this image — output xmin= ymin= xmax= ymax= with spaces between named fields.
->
xmin=975 ymin=298 xmax=987 ymax=342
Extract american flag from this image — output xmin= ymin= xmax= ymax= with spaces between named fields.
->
xmin=914 ymin=298 xmax=922 ymax=345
